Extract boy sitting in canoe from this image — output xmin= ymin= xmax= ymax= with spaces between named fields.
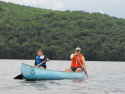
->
xmin=14 ymin=49 xmax=47 ymax=79
xmin=66 ymin=47 xmax=88 ymax=76
xmin=35 ymin=49 xmax=47 ymax=69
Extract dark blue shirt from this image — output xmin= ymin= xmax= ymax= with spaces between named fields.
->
xmin=35 ymin=56 xmax=46 ymax=66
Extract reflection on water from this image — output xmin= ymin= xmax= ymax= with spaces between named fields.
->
xmin=0 ymin=60 xmax=125 ymax=94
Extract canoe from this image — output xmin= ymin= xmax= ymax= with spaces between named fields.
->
xmin=21 ymin=64 xmax=86 ymax=80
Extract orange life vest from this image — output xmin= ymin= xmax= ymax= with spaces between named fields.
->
xmin=71 ymin=53 xmax=85 ymax=68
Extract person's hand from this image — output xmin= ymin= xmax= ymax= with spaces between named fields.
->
xmin=81 ymin=65 xmax=85 ymax=69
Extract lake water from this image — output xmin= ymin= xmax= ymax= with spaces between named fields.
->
xmin=0 ymin=60 xmax=125 ymax=94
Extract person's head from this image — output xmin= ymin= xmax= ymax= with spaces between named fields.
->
xmin=36 ymin=49 xmax=43 ymax=56
xmin=75 ymin=47 xmax=81 ymax=53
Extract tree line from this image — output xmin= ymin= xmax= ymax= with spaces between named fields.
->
xmin=0 ymin=1 xmax=125 ymax=61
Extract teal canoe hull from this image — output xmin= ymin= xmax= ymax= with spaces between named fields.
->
xmin=21 ymin=64 xmax=85 ymax=80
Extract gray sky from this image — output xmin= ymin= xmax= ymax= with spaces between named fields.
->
xmin=0 ymin=0 xmax=125 ymax=18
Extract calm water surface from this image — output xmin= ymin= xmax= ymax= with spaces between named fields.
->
xmin=0 ymin=60 xmax=125 ymax=94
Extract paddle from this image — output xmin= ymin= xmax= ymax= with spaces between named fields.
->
xmin=78 ymin=57 xmax=88 ymax=78
xmin=82 ymin=66 xmax=88 ymax=78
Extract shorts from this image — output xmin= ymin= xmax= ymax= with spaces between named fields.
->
xmin=39 ymin=64 xmax=47 ymax=69
xmin=71 ymin=67 xmax=83 ymax=72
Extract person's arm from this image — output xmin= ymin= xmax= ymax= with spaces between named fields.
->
xmin=82 ymin=56 xmax=86 ymax=65
xmin=40 ymin=56 xmax=44 ymax=59
xmin=42 ymin=56 xmax=48 ymax=64
xmin=35 ymin=56 xmax=44 ymax=67
xmin=70 ymin=53 xmax=74 ymax=59
xmin=38 ymin=56 xmax=48 ymax=65
xmin=37 ymin=56 xmax=45 ymax=66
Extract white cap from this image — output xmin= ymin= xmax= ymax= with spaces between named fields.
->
xmin=75 ymin=47 xmax=81 ymax=51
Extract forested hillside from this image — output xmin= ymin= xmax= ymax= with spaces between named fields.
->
xmin=0 ymin=1 xmax=125 ymax=61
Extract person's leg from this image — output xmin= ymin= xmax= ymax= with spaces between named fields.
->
xmin=37 ymin=64 xmax=46 ymax=69
xmin=41 ymin=65 xmax=46 ymax=69
xmin=65 ymin=68 xmax=72 ymax=72
xmin=76 ymin=68 xmax=82 ymax=72
xmin=43 ymin=65 xmax=47 ymax=69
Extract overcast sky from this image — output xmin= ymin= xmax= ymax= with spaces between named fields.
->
xmin=0 ymin=0 xmax=125 ymax=18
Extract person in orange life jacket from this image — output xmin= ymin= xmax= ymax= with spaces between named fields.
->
xmin=70 ymin=47 xmax=88 ymax=76
xmin=35 ymin=49 xmax=47 ymax=69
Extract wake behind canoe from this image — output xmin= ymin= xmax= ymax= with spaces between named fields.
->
xmin=21 ymin=64 xmax=86 ymax=80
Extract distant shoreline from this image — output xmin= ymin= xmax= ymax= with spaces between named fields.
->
xmin=0 ymin=59 xmax=124 ymax=62
xmin=0 ymin=2 xmax=125 ymax=61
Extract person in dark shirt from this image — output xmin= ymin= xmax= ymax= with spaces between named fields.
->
xmin=14 ymin=49 xmax=48 ymax=79
xmin=35 ymin=49 xmax=47 ymax=69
